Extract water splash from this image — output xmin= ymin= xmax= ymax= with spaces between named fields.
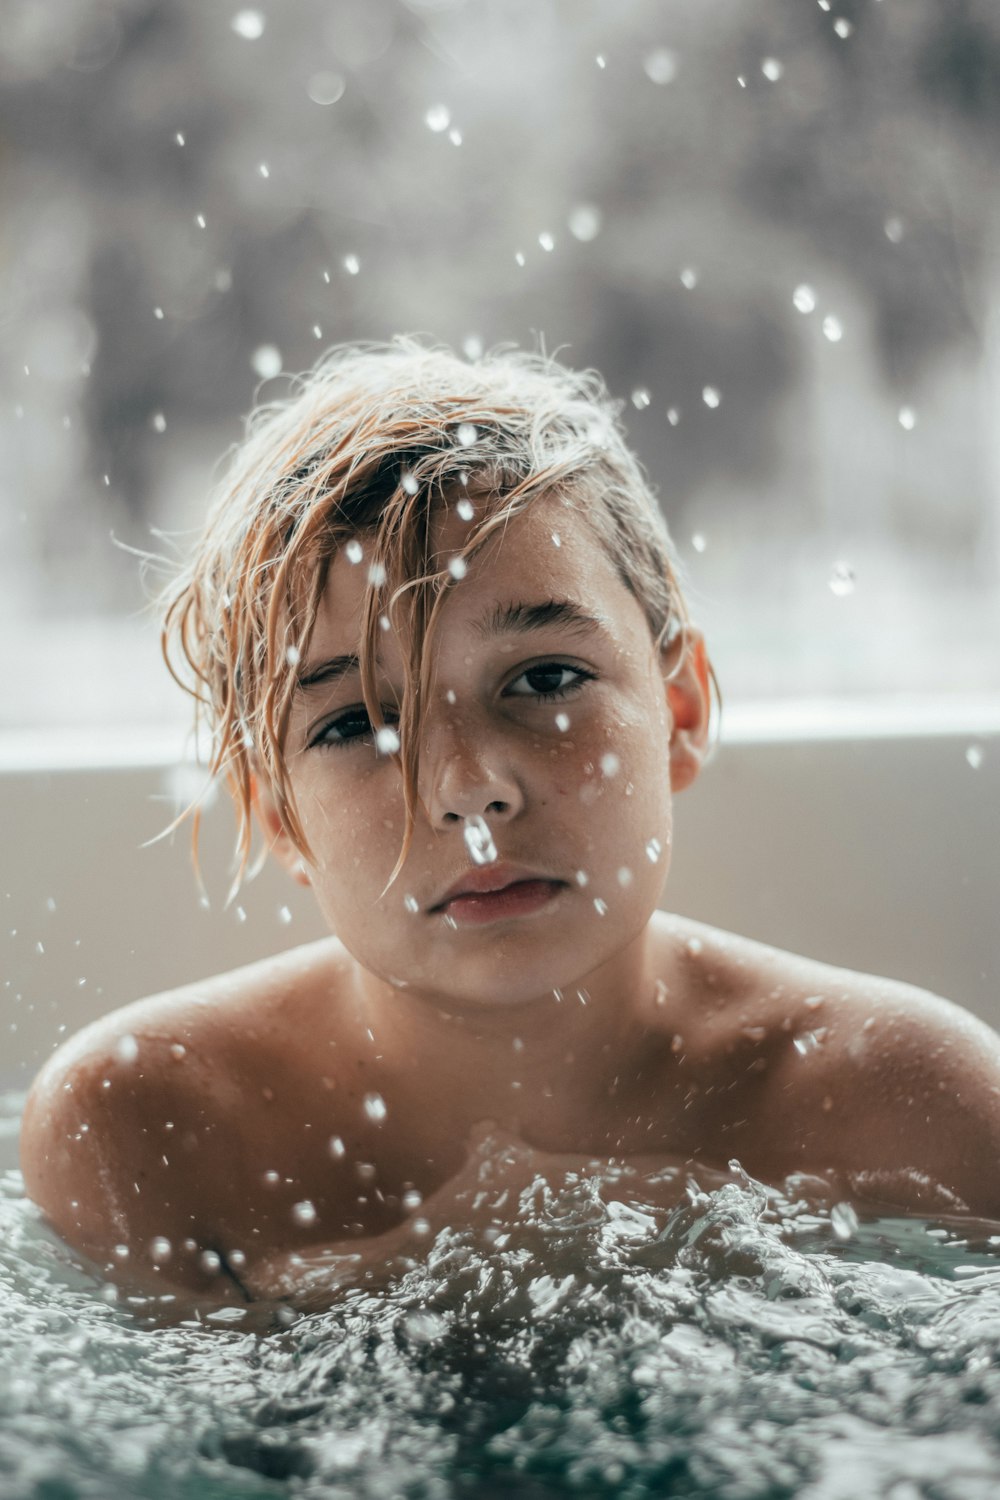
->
xmin=463 ymin=815 xmax=497 ymax=866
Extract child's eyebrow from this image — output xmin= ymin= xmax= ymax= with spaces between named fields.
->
xmin=296 ymin=653 xmax=361 ymax=692
xmin=296 ymin=600 xmax=606 ymax=693
xmin=474 ymin=599 xmax=606 ymax=641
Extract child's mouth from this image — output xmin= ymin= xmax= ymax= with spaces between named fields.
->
xmin=439 ymin=879 xmax=566 ymax=926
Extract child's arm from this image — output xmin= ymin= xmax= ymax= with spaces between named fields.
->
xmin=19 ymin=1022 xmax=253 ymax=1306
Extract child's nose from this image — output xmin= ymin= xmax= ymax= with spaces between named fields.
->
xmin=420 ymin=716 xmax=524 ymax=828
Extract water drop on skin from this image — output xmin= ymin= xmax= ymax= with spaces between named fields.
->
xmin=966 ymin=745 xmax=984 ymax=770
xmin=632 ymin=388 xmax=651 ymax=409
xmin=793 ymin=284 xmax=816 ymax=314
xmin=555 ymin=712 xmax=571 ymax=732
xmin=149 ymin=1237 xmax=172 ymax=1262
xmin=231 ymin=10 xmax=265 ymax=40
xmin=593 ymin=898 xmax=608 ymax=916
xmin=252 ymin=344 xmax=281 ymax=379
xmin=617 ymin=868 xmax=633 ymax=887
xmin=344 ymin=254 xmax=360 ymax=275
xmin=822 ymin=315 xmax=843 ymax=343
xmin=702 ymin=386 xmax=721 ymax=409
xmin=463 ymin=815 xmax=498 ymax=865
xmin=456 ymin=498 xmax=474 ymax=521
xmin=575 ymin=870 xmax=589 ymax=887
xmin=116 ymin=1034 xmax=139 ymax=1065
xmin=456 ymin=423 xmax=477 ymax=449
xmin=363 ymin=1093 xmax=387 ymax=1124
xmin=761 ymin=57 xmax=784 ymax=80
xmin=538 ymin=231 xmax=555 ymax=252
xmin=600 ymin=752 xmax=620 ymax=777
xmin=898 ymin=407 xmax=916 ymax=431
xmin=345 ymin=539 xmax=364 ymax=564
xmin=292 ymin=1201 xmax=317 ymax=1226
xmin=643 ymin=48 xmax=678 ymax=84
xmin=448 ymin=556 xmax=468 ymax=579
xmin=568 ymin=204 xmax=602 ymax=242
xmin=329 ymin=1136 xmax=346 ymax=1158
xmin=404 ymin=894 xmax=419 ymax=914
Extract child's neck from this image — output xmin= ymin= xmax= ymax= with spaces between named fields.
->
xmin=346 ymin=929 xmax=663 ymax=1142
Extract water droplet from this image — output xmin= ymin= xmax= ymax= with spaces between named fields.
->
xmin=235 ymin=906 xmax=247 ymax=923
xmin=691 ymin=532 xmax=707 ymax=553
xmin=761 ymin=57 xmax=784 ymax=80
xmin=680 ymin=267 xmax=699 ymax=289
xmin=666 ymin=407 xmax=680 ymax=426
xmin=312 ymin=324 xmax=323 ymax=340
xmin=329 ymin=1136 xmax=345 ymax=1158
xmin=116 ymin=1034 xmax=139 ymax=1064
xmin=379 ymin=615 xmax=391 ymax=632
xmin=343 ymin=253 xmax=360 ymax=275
xmin=646 ymin=838 xmax=662 ymax=862
xmin=514 ymin=250 xmax=526 ymax=267
xmin=551 ymin=532 xmax=561 ymax=547
xmin=401 ymin=471 xmax=419 ymax=496
xmin=199 ymin=1249 xmax=221 ymax=1274
xmin=575 ymin=870 xmax=589 ymax=887
xmin=151 ymin=411 xmax=167 ymax=432
xmin=231 ymin=10 xmax=265 ymax=40
xmin=538 ymin=231 xmax=555 ymax=252
xmin=830 ymin=1202 xmax=859 ymax=1240
xmin=424 ymin=104 xmax=451 ymax=133
xmin=456 ymin=422 xmax=478 ymax=448
xmin=412 ymin=1216 xmax=431 ymax=1235
xmin=554 ymin=712 xmax=571 ymax=732
xmin=593 ymin=897 xmax=608 ymax=916
xmin=686 ymin=937 xmax=703 ymax=956
xmin=402 ymin=1189 xmax=423 ymax=1211
xmin=616 ymin=867 xmax=633 ymax=887
xmin=828 ymin=561 xmax=856 ymax=597
xmin=448 ymin=128 xmax=463 ymax=146
xmin=376 ymin=726 xmax=400 ymax=754
xmin=445 ymin=689 xmax=457 ymax=704
xmin=595 ymin=54 xmax=607 ymax=70
xmin=793 ymin=1030 xmax=824 ymax=1055
xmin=278 ymin=905 xmax=292 ymax=925
xmin=252 ymin=344 xmax=282 ymax=379
xmin=793 ymin=284 xmax=816 ymax=314
xmin=285 ymin=643 xmax=301 ymax=667
xmin=448 ymin=556 xmax=468 ymax=579
xmin=307 ymin=71 xmax=345 ymax=106
xmin=966 ymin=744 xmax=984 ymax=770
xmin=368 ymin=562 xmax=387 ymax=586
xmin=154 ymin=306 xmax=164 ymax=319
xmin=463 ymin=815 xmax=498 ymax=866
xmin=833 ymin=17 xmax=853 ymax=38
xmin=702 ymin=386 xmax=720 ymax=409
xmin=262 ymin=1169 xmax=280 ymax=1186
xmin=345 ymin=539 xmax=364 ymax=564
xmin=363 ymin=1092 xmax=387 ymax=1124
xmin=149 ymin=1237 xmax=172 ymax=1262
xmin=258 ymin=161 xmax=270 ymax=179
xmin=898 ymin=406 xmax=916 ymax=431
xmin=600 ymin=752 xmax=620 ymax=777
xmin=292 ymin=1200 xmax=317 ymax=1225
xmin=643 ymin=48 xmax=678 ymax=84
xmin=884 ymin=216 xmax=905 ymax=244
xmin=568 ymin=204 xmax=602 ymax=241
xmin=174 ymin=132 xmax=185 ymax=147
xmin=404 ymin=894 xmax=420 ymax=913
xmin=822 ymin=315 xmax=843 ymax=343
xmin=631 ymin=388 xmax=651 ymax=409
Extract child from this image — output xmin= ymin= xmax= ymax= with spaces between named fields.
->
xmin=20 ymin=338 xmax=1000 ymax=1311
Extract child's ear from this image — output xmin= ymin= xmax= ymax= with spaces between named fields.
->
xmin=251 ymin=776 xmax=311 ymax=886
xmin=662 ymin=627 xmax=712 ymax=793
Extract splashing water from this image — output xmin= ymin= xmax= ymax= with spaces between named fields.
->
xmin=463 ymin=815 xmax=498 ymax=866
xmin=4 ymin=1123 xmax=1000 ymax=1495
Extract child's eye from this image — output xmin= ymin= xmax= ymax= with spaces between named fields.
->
xmin=505 ymin=662 xmax=596 ymax=701
xmin=310 ymin=707 xmax=398 ymax=750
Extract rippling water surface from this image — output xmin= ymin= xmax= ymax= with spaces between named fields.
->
xmin=4 ymin=1125 xmax=1000 ymax=1500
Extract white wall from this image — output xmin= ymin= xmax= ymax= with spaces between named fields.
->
xmin=3 ymin=715 xmax=998 ymax=1092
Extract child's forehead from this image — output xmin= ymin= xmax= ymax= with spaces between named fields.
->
xmin=310 ymin=495 xmax=638 ymax=656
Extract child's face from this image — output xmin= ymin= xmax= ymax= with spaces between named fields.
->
xmin=273 ymin=494 xmax=708 ymax=1010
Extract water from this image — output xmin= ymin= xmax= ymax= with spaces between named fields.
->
xmin=4 ymin=1102 xmax=1000 ymax=1498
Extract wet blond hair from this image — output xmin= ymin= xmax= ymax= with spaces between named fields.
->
xmin=161 ymin=337 xmax=700 ymax=887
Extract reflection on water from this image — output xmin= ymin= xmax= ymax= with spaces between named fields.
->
xmin=4 ymin=1126 xmax=1000 ymax=1498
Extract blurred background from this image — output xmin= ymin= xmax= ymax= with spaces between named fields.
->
xmin=2 ymin=0 xmax=999 ymax=733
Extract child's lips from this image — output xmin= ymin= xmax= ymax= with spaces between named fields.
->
xmin=438 ymin=879 xmax=566 ymax=926
xmin=430 ymin=862 xmax=565 ymax=913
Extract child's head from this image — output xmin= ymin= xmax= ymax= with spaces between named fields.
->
xmin=162 ymin=337 xmax=712 ymax=950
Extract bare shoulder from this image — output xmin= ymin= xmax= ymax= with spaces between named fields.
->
xmin=19 ymin=936 xmax=353 ymax=1298
xmin=653 ymin=913 xmax=1000 ymax=1216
